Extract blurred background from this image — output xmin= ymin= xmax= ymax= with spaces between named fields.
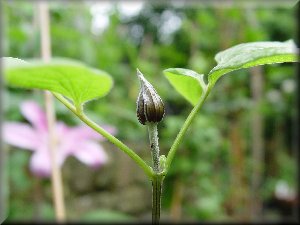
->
xmin=1 ymin=0 xmax=298 ymax=223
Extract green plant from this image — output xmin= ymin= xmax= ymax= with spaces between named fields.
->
xmin=2 ymin=40 xmax=298 ymax=223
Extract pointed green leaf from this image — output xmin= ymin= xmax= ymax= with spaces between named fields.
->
xmin=3 ymin=57 xmax=113 ymax=107
xmin=208 ymin=40 xmax=298 ymax=85
xmin=163 ymin=68 xmax=206 ymax=106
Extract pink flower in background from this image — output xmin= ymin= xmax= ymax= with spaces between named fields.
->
xmin=3 ymin=100 xmax=116 ymax=177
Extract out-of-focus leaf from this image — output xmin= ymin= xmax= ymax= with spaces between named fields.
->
xmin=208 ymin=40 xmax=298 ymax=85
xmin=163 ymin=68 xmax=206 ymax=106
xmin=2 ymin=57 xmax=113 ymax=108
xmin=81 ymin=209 xmax=134 ymax=222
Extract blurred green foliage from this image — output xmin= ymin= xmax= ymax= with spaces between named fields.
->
xmin=2 ymin=1 xmax=297 ymax=222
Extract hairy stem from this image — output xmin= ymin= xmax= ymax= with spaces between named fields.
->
xmin=165 ymin=84 xmax=213 ymax=174
xmin=52 ymin=93 xmax=154 ymax=179
xmin=147 ymin=123 xmax=160 ymax=173
xmin=152 ymin=174 xmax=163 ymax=224
xmin=147 ymin=122 xmax=163 ymax=224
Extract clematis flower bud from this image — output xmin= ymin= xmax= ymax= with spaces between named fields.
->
xmin=136 ymin=69 xmax=165 ymax=125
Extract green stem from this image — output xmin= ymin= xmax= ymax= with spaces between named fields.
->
xmin=152 ymin=174 xmax=163 ymax=224
xmin=52 ymin=92 xmax=154 ymax=179
xmin=147 ymin=122 xmax=163 ymax=224
xmin=147 ymin=122 xmax=160 ymax=173
xmin=164 ymin=84 xmax=213 ymax=174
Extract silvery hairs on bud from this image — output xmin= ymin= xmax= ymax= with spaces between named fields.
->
xmin=136 ymin=69 xmax=165 ymax=125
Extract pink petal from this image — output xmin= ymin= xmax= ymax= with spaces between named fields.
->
xmin=71 ymin=141 xmax=108 ymax=168
xmin=55 ymin=122 xmax=70 ymax=137
xmin=66 ymin=124 xmax=117 ymax=142
xmin=21 ymin=101 xmax=47 ymax=132
xmin=59 ymin=124 xmax=117 ymax=157
xmin=55 ymin=142 xmax=70 ymax=167
xmin=68 ymin=125 xmax=101 ymax=140
xmin=30 ymin=146 xmax=52 ymax=177
xmin=3 ymin=122 xmax=40 ymax=150
xmin=29 ymin=145 xmax=66 ymax=177
xmin=55 ymin=125 xmax=95 ymax=157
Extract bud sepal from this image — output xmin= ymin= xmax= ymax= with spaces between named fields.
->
xmin=136 ymin=69 xmax=165 ymax=125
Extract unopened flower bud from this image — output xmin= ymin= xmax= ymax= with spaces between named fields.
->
xmin=136 ymin=69 xmax=165 ymax=125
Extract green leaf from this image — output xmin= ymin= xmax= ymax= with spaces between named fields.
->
xmin=163 ymin=68 xmax=206 ymax=106
xmin=3 ymin=57 xmax=113 ymax=107
xmin=208 ymin=40 xmax=298 ymax=85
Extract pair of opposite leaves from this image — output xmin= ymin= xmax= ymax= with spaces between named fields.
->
xmin=3 ymin=40 xmax=298 ymax=108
